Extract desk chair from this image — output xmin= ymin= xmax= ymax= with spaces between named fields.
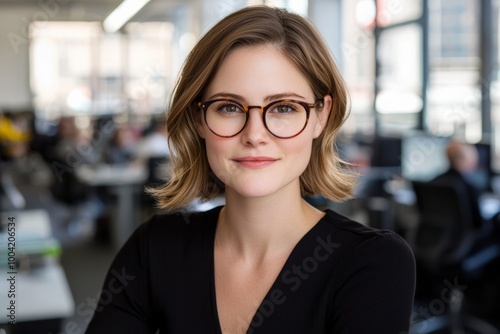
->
xmin=49 ymin=159 xmax=102 ymax=239
xmin=356 ymin=167 xmax=401 ymax=230
xmin=50 ymin=159 xmax=90 ymax=206
xmin=409 ymin=180 xmax=500 ymax=333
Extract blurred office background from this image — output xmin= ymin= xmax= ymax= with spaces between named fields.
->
xmin=2 ymin=0 xmax=500 ymax=333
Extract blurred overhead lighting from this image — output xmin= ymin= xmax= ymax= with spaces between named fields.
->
xmin=103 ymin=0 xmax=151 ymax=33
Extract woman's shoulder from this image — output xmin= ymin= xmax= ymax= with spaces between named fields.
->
xmin=318 ymin=210 xmax=416 ymax=332
xmin=320 ymin=209 xmax=414 ymax=262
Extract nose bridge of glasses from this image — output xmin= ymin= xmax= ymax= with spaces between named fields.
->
xmin=244 ymin=105 xmax=267 ymax=128
xmin=246 ymin=104 xmax=265 ymax=114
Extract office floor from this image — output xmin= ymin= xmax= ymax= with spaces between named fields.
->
xmin=60 ymin=240 xmax=116 ymax=332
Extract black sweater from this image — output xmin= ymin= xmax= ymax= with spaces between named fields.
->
xmin=86 ymin=206 xmax=415 ymax=333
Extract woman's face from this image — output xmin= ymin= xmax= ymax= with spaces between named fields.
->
xmin=197 ymin=44 xmax=331 ymax=199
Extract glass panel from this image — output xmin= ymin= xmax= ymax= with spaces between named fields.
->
xmin=427 ymin=70 xmax=480 ymax=139
xmin=30 ymin=22 xmax=101 ymax=119
xmin=30 ymin=21 xmax=175 ymax=119
xmin=376 ymin=0 xmax=422 ymax=27
xmin=95 ymin=34 xmax=125 ymax=115
xmin=125 ymin=22 xmax=175 ymax=115
xmin=427 ymin=0 xmax=481 ymax=143
xmin=490 ymin=0 xmax=500 ymax=171
xmin=429 ymin=0 xmax=479 ymax=66
xmin=342 ymin=0 xmax=376 ymax=135
xmin=376 ymin=24 xmax=422 ymax=132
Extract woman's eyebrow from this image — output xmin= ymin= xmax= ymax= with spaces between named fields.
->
xmin=264 ymin=92 xmax=306 ymax=102
xmin=206 ymin=92 xmax=245 ymax=101
xmin=206 ymin=92 xmax=306 ymax=102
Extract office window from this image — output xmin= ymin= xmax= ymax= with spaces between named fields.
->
xmin=491 ymin=0 xmax=500 ymax=171
xmin=376 ymin=0 xmax=422 ymax=27
xmin=376 ymin=24 xmax=423 ymax=133
xmin=95 ymin=33 xmax=126 ymax=115
xmin=30 ymin=21 xmax=174 ymax=120
xmin=426 ymin=0 xmax=481 ymax=142
xmin=342 ymin=0 xmax=425 ymax=136
xmin=430 ymin=0 xmax=478 ymax=62
xmin=125 ymin=22 xmax=175 ymax=115
xmin=341 ymin=0 xmax=376 ymax=135
xmin=30 ymin=22 xmax=99 ymax=119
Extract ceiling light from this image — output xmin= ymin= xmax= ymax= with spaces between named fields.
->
xmin=103 ymin=0 xmax=151 ymax=33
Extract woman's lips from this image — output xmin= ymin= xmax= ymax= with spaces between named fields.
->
xmin=233 ymin=156 xmax=278 ymax=168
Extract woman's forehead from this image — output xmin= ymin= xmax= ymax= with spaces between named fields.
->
xmin=203 ymin=45 xmax=314 ymax=101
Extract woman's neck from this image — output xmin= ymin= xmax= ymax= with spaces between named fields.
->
xmin=215 ymin=184 xmax=325 ymax=264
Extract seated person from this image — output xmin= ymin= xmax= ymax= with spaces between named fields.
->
xmin=433 ymin=140 xmax=485 ymax=229
xmin=104 ymin=126 xmax=136 ymax=165
xmin=133 ymin=118 xmax=170 ymax=163
xmin=0 ymin=112 xmax=31 ymax=161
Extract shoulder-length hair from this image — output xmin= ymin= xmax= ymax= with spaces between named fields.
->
xmin=150 ymin=5 xmax=357 ymax=211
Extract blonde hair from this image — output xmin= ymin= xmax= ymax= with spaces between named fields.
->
xmin=150 ymin=5 xmax=357 ymax=210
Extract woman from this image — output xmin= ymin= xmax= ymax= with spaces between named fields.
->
xmin=86 ymin=6 xmax=415 ymax=333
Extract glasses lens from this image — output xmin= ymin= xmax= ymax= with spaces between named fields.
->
xmin=205 ymin=100 xmax=246 ymax=137
xmin=265 ymin=101 xmax=308 ymax=138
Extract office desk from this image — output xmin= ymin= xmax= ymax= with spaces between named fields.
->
xmin=76 ymin=164 xmax=147 ymax=248
xmin=0 ymin=264 xmax=74 ymax=320
xmin=0 ymin=209 xmax=74 ymax=333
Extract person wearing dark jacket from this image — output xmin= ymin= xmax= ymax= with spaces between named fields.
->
xmin=433 ymin=140 xmax=484 ymax=228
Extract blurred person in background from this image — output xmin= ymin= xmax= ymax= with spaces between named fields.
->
xmin=50 ymin=116 xmax=104 ymax=238
xmin=53 ymin=116 xmax=99 ymax=166
xmin=133 ymin=116 xmax=170 ymax=163
xmin=0 ymin=111 xmax=32 ymax=161
xmin=433 ymin=140 xmax=485 ymax=229
xmin=103 ymin=125 xmax=136 ymax=165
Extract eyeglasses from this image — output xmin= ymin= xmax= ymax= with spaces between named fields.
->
xmin=197 ymin=99 xmax=322 ymax=139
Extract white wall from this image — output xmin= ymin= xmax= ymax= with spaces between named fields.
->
xmin=0 ymin=6 xmax=35 ymax=111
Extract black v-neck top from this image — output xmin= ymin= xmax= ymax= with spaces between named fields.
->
xmin=85 ymin=206 xmax=415 ymax=333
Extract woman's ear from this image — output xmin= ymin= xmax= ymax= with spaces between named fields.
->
xmin=313 ymin=95 xmax=332 ymax=138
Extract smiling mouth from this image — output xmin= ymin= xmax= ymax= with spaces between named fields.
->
xmin=233 ymin=157 xmax=278 ymax=168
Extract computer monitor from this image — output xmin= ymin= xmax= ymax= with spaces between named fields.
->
xmin=401 ymin=132 xmax=450 ymax=181
xmin=402 ymin=133 xmax=492 ymax=190
xmin=370 ymin=135 xmax=402 ymax=168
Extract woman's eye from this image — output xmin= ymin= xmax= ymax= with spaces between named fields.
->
xmin=217 ymin=103 xmax=243 ymax=113
xmin=273 ymin=104 xmax=296 ymax=114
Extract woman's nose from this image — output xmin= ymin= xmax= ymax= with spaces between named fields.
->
xmin=239 ymin=108 xmax=270 ymax=145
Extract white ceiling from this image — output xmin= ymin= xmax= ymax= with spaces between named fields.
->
xmin=0 ymin=0 xmax=188 ymax=22
xmin=0 ymin=0 xmax=123 ymax=4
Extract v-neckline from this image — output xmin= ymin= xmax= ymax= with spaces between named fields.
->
xmin=208 ymin=208 xmax=327 ymax=334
